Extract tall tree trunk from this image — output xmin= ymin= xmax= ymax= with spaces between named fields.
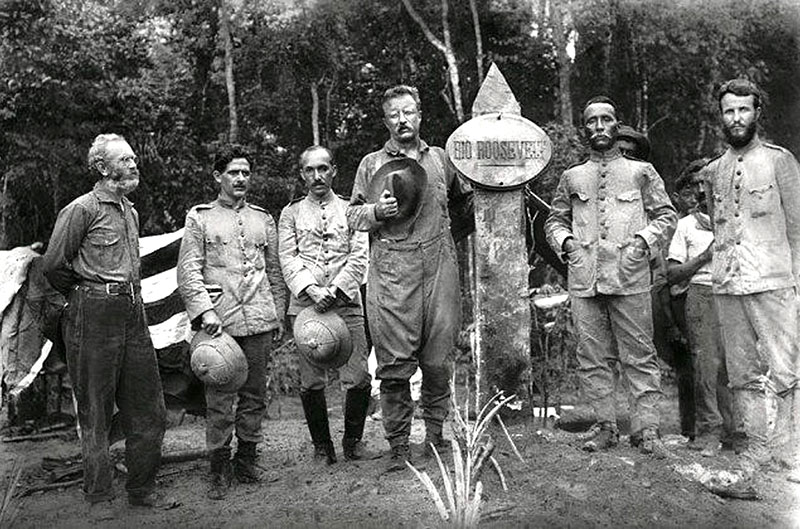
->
xmin=219 ymin=0 xmax=238 ymax=143
xmin=0 ymin=175 xmax=9 ymax=250
xmin=551 ymin=1 xmax=574 ymax=128
xmin=469 ymin=0 xmax=484 ymax=85
xmin=401 ymin=0 xmax=465 ymax=123
xmin=310 ymin=79 xmax=321 ymax=145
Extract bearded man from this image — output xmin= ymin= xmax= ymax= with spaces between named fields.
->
xmin=545 ymin=96 xmax=677 ymax=456
xmin=703 ymin=79 xmax=800 ymax=482
xmin=42 ymin=134 xmax=167 ymax=513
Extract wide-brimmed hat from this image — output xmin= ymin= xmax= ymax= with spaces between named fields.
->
xmin=616 ymin=126 xmax=651 ymax=161
xmin=367 ymin=158 xmax=427 ymax=237
xmin=190 ymin=330 xmax=248 ymax=393
xmin=294 ymin=306 xmax=353 ymax=369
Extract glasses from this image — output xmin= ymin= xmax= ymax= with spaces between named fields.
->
xmin=385 ymin=108 xmax=419 ymax=121
xmin=119 ymin=155 xmax=138 ymax=166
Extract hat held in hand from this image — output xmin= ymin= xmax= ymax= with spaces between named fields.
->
xmin=367 ymin=158 xmax=427 ymax=237
xmin=294 ymin=306 xmax=353 ymax=369
xmin=190 ymin=330 xmax=248 ymax=392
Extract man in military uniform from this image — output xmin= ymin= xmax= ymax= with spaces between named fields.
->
xmin=278 ymin=145 xmax=376 ymax=464
xmin=42 ymin=134 xmax=167 ymax=513
xmin=177 ymin=144 xmax=287 ymax=499
xmin=346 ymin=85 xmax=472 ymax=471
xmin=545 ymin=96 xmax=677 ymax=456
xmin=703 ymin=79 xmax=800 ymax=481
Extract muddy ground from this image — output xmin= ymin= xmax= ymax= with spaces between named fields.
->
xmin=2 ymin=378 xmax=799 ymax=529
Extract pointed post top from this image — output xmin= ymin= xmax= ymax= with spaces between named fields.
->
xmin=471 ymin=63 xmax=521 ymax=117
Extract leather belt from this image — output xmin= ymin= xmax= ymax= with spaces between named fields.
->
xmin=77 ymin=281 xmax=139 ymax=297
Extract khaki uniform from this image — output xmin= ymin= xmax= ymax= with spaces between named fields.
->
xmin=545 ymin=146 xmax=677 ymax=432
xmin=278 ymin=192 xmax=370 ymax=391
xmin=177 ymin=197 xmax=287 ymax=451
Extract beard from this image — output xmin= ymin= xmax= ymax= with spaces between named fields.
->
xmin=723 ymin=120 xmax=757 ymax=148
xmin=110 ymin=167 xmax=140 ymax=195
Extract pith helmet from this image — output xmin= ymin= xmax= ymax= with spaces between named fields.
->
xmin=367 ymin=158 xmax=427 ymax=237
xmin=190 ymin=330 xmax=248 ymax=392
xmin=294 ymin=306 xmax=353 ymax=369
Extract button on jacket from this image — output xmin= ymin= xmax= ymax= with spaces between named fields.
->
xmin=177 ymin=197 xmax=287 ymax=337
xmin=545 ymin=147 xmax=677 ymax=297
xmin=278 ymin=191 xmax=368 ymax=316
xmin=43 ymin=182 xmax=141 ymax=293
xmin=704 ymin=138 xmax=800 ymax=295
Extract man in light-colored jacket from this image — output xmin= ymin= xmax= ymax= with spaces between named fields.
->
xmin=545 ymin=96 xmax=677 ymax=456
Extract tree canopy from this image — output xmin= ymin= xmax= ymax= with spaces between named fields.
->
xmin=1 ymin=0 xmax=798 ymax=248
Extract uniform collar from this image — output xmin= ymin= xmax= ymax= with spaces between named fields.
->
xmin=383 ymin=138 xmax=430 ymax=157
xmin=92 ymin=181 xmax=132 ymax=207
xmin=306 ymin=190 xmax=335 ymax=205
xmin=215 ymin=195 xmax=247 ymax=210
xmin=589 ymin=146 xmax=622 ymax=163
xmin=728 ymin=134 xmax=762 ymax=156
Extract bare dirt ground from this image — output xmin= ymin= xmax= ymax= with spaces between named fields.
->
xmin=2 ymin=379 xmax=800 ymax=529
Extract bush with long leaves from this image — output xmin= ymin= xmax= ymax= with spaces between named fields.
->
xmin=407 ymin=384 xmax=523 ymax=528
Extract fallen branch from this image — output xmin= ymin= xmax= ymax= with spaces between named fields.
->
xmin=2 ymin=431 xmax=75 ymax=443
xmin=20 ymin=478 xmax=83 ymax=497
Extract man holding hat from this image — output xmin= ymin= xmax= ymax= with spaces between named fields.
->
xmin=177 ymin=143 xmax=287 ymax=499
xmin=545 ymin=96 xmax=677 ymax=457
xmin=278 ymin=145 xmax=376 ymax=465
xmin=347 ymin=85 xmax=472 ymax=471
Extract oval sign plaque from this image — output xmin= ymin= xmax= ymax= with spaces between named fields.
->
xmin=446 ymin=112 xmax=552 ymax=190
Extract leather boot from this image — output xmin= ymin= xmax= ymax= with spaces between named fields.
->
xmin=342 ymin=386 xmax=380 ymax=461
xmin=380 ymin=380 xmax=414 ymax=450
xmin=300 ymin=389 xmax=336 ymax=465
xmin=734 ymin=389 xmax=777 ymax=473
xmin=208 ymin=448 xmax=232 ymax=500
xmin=233 ymin=439 xmax=262 ymax=483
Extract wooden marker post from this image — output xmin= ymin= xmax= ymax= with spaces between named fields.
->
xmin=446 ymin=64 xmax=552 ymax=406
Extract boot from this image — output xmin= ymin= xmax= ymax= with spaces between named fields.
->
xmin=208 ymin=448 xmax=232 ymax=500
xmin=772 ymin=388 xmax=800 ymax=482
xmin=300 ymin=389 xmax=336 ymax=465
xmin=582 ymin=422 xmax=619 ymax=452
xmin=415 ymin=424 xmax=449 ymax=460
xmin=233 ymin=439 xmax=262 ymax=483
xmin=342 ymin=386 xmax=380 ymax=461
xmin=385 ymin=444 xmax=413 ymax=473
xmin=734 ymin=389 xmax=777 ymax=473
xmin=379 ymin=380 xmax=414 ymax=452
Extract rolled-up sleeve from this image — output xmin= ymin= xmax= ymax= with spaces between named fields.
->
xmin=346 ymin=157 xmax=382 ymax=232
xmin=42 ymin=202 xmax=91 ymax=294
xmin=277 ymin=207 xmax=317 ymax=298
xmin=176 ymin=211 xmax=213 ymax=322
xmin=636 ymin=164 xmax=678 ymax=253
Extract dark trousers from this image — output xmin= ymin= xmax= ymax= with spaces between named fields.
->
xmin=62 ymin=287 xmax=166 ymax=502
xmin=205 ymin=331 xmax=273 ymax=450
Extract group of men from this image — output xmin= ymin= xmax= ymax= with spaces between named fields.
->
xmin=40 ymin=76 xmax=800 ymax=513
xmin=41 ymin=84 xmax=466 ymax=510
xmin=546 ymin=78 xmax=800 ymax=487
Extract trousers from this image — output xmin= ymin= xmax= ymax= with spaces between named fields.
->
xmin=205 ymin=331 xmax=273 ymax=450
xmin=63 ymin=287 xmax=166 ymax=502
xmin=571 ymin=292 xmax=662 ymax=432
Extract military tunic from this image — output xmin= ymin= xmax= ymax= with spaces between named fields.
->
xmin=278 ymin=191 xmax=370 ymax=391
xmin=177 ymin=196 xmax=287 ymax=451
xmin=545 ymin=146 xmax=677 ymax=432
xmin=704 ymin=138 xmax=800 ymax=395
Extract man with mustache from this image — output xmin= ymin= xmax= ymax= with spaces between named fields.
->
xmin=278 ymin=146 xmax=376 ymax=465
xmin=702 ymin=79 xmax=800 ymax=482
xmin=177 ymin=143 xmax=287 ymax=499
xmin=42 ymin=134 xmax=167 ymax=514
xmin=545 ymin=97 xmax=677 ymax=456
xmin=347 ymin=85 xmax=472 ymax=472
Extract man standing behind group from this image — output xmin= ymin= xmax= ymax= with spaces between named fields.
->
xmin=177 ymin=144 xmax=287 ymax=499
xmin=703 ymin=79 xmax=800 ymax=481
xmin=278 ymin=146 xmax=376 ymax=464
xmin=667 ymin=168 xmax=733 ymax=456
xmin=545 ymin=97 xmax=677 ymax=456
xmin=347 ymin=85 xmax=472 ymax=471
xmin=42 ymin=134 xmax=166 ymax=512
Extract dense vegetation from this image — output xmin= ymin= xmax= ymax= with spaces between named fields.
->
xmin=1 ymin=0 xmax=798 ymax=248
